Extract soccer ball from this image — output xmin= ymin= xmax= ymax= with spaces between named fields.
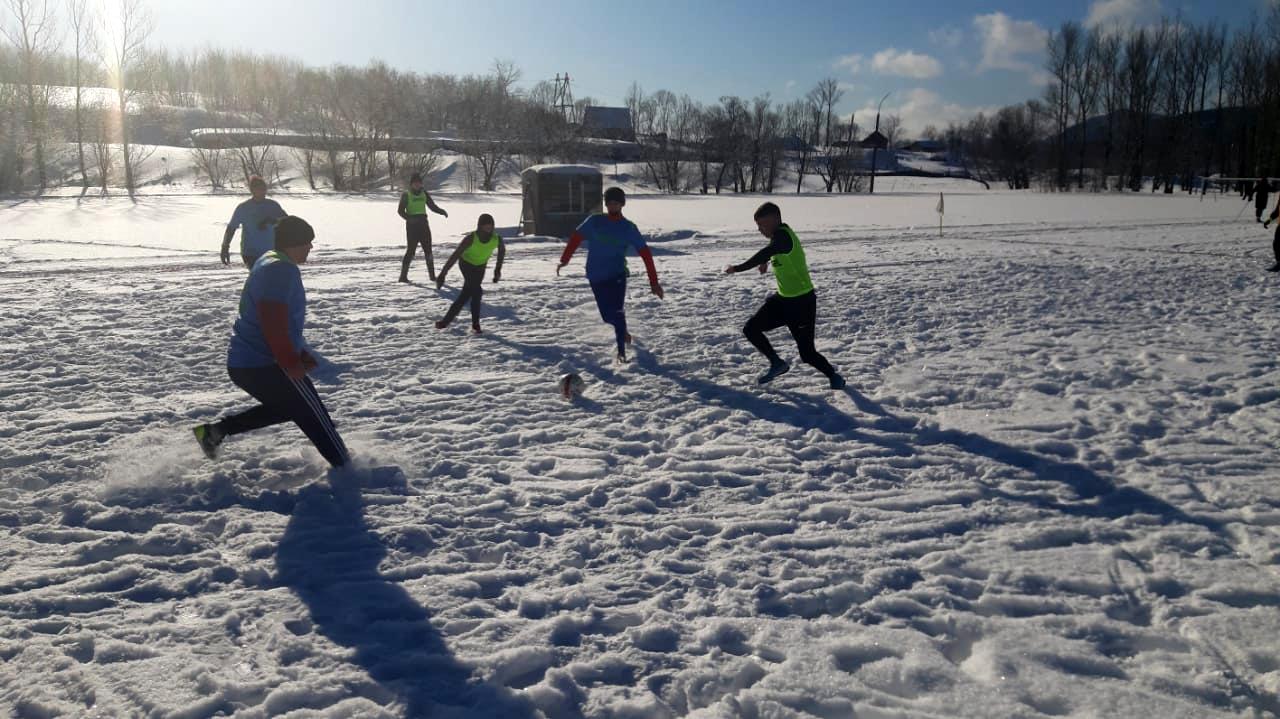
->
xmin=559 ymin=373 xmax=584 ymax=399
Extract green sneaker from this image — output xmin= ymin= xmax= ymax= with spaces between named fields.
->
xmin=193 ymin=423 xmax=224 ymax=460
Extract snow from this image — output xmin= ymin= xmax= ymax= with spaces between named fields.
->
xmin=2 ymin=181 xmax=1280 ymax=718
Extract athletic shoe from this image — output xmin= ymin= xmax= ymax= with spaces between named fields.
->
xmin=829 ymin=373 xmax=846 ymax=390
xmin=471 ymin=325 xmax=483 ymax=334
xmin=616 ymin=351 xmax=630 ymax=364
xmin=758 ymin=360 xmax=791 ymax=385
xmin=1268 ymin=265 xmax=1280 ymax=273
xmin=435 ymin=320 xmax=448 ymax=330
xmin=193 ymin=423 xmax=224 ymax=459
xmin=398 ymin=275 xmax=410 ymax=283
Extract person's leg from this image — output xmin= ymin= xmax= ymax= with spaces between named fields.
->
xmin=423 ymin=223 xmax=436 ymax=281
xmin=590 ymin=277 xmax=628 ymax=356
xmin=785 ymin=292 xmax=839 ymax=378
xmin=439 ymin=264 xmax=483 ymax=327
xmin=215 ymin=365 xmax=349 ymax=467
xmin=465 ymin=263 xmax=485 ymax=329
xmin=400 ymin=222 xmax=417 ymax=281
xmin=744 ymin=294 xmax=788 ymax=366
xmin=285 ymin=374 xmax=350 ymax=467
xmin=217 ymin=365 xmax=293 ymax=435
xmin=241 ymin=253 xmax=260 ymax=270
xmin=1271 ymin=225 xmax=1280 ymax=271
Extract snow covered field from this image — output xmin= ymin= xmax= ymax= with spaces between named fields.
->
xmin=2 ymin=185 xmax=1280 ymax=718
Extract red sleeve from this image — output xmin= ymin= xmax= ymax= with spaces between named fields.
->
xmin=638 ymin=246 xmax=659 ymax=285
xmin=560 ymin=232 xmax=584 ymax=265
xmin=257 ymin=301 xmax=302 ymax=372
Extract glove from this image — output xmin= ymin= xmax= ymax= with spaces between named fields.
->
xmin=220 ymin=242 xmax=231 ymax=266
xmin=1266 ymin=220 xmax=1272 ymax=230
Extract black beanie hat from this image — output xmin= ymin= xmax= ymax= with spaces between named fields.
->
xmin=274 ymin=216 xmax=315 ymax=249
xmin=477 ymin=213 xmax=495 ymax=227
xmin=753 ymin=201 xmax=781 ymax=220
xmin=604 ymin=187 xmax=626 ymax=206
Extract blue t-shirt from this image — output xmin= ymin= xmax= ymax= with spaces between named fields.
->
xmin=227 ymin=252 xmax=307 ymax=368
xmin=575 ymin=214 xmax=648 ymax=283
xmin=227 ymin=198 xmax=286 ymax=259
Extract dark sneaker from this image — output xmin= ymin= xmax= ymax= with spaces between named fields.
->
xmin=829 ymin=373 xmax=846 ymax=390
xmin=193 ymin=423 xmax=224 ymax=459
xmin=615 ymin=351 xmax=629 ymax=364
xmin=758 ymin=360 xmax=791 ymax=385
xmin=435 ymin=320 xmax=448 ymax=330
xmin=398 ymin=275 xmax=410 ymax=283
xmin=471 ymin=325 xmax=483 ymax=334
xmin=1268 ymin=265 xmax=1280 ymax=273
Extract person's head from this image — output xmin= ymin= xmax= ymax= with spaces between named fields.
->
xmin=754 ymin=201 xmax=781 ymax=237
xmin=604 ymin=187 xmax=626 ymax=216
xmin=248 ymin=175 xmax=267 ymax=200
xmin=274 ymin=215 xmax=315 ymax=264
xmin=410 ymin=172 xmax=423 ymax=190
xmin=477 ymin=213 xmax=495 ymax=236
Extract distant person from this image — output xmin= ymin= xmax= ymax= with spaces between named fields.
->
xmin=435 ymin=213 xmax=506 ymax=334
xmin=724 ymin=202 xmax=845 ymax=390
xmin=1256 ymin=176 xmax=1271 ymax=223
xmin=1244 ymin=179 xmax=1255 ymax=202
xmin=222 ymin=175 xmax=285 ymax=268
xmin=194 ymin=216 xmax=350 ymax=468
xmin=1264 ymin=198 xmax=1280 ymax=272
xmin=556 ymin=187 xmax=664 ymax=363
xmin=398 ymin=172 xmax=448 ymax=283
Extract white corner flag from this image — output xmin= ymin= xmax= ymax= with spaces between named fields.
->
xmin=936 ymin=192 xmax=944 ymax=236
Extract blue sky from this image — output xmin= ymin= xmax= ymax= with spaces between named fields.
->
xmin=149 ymin=0 xmax=1269 ymax=136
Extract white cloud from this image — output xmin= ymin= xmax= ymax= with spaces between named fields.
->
xmin=929 ymin=25 xmax=965 ymax=49
xmin=1084 ymin=0 xmax=1162 ymax=29
xmin=850 ymin=88 xmax=995 ymax=139
xmin=871 ymin=49 xmax=943 ymax=79
xmin=973 ymin=12 xmax=1050 ymax=84
xmin=834 ymin=53 xmax=864 ymax=75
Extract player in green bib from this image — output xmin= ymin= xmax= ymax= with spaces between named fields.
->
xmin=725 ymin=202 xmax=845 ymax=389
xmin=398 ymin=172 xmax=448 ymax=283
xmin=435 ymin=213 xmax=505 ymax=333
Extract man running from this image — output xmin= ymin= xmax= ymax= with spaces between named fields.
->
xmin=398 ymin=172 xmax=448 ymax=283
xmin=435 ymin=213 xmax=505 ymax=334
xmin=557 ymin=187 xmax=663 ymax=362
xmin=194 ymin=216 xmax=350 ymax=468
xmin=222 ymin=175 xmax=286 ymax=268
xmin=725 ymin=202 xmax=845 ymax=389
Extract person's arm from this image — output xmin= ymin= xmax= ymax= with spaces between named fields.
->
xmin=493 ymin=238 xmax=506 ymax=282
xmin=557 ymin=232 xmax=584 ymax=275
xmin=257 ymin=301 xmax=305 ymax=379
xmin=397 ymin=192 xmax=409 ymax=220
xmin=222 ymin=206 xmax=242 ymax=265
xmin=726 ymin=229 xmax=791 ymax=274
xmin=436 ymin=235 xmax=471 ymax=288
xmin=424 ymin=190 xmax=447 ymax=217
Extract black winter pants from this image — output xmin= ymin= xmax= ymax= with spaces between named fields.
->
xmin=217 ymin=365 xmax=349 ymax=467
xmin=744 ymin=290 xmax=837 ymax=378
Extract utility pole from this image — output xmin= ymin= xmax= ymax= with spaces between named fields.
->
xmin=870 ymin=92 xmax=891 ymax=195
xmin=553 ymin=73 xmax=575 ymax=122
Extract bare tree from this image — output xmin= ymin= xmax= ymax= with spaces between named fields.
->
xmin=1071 ymin=28 xmax=1103 ymax=189
xmin=881 ymin=113 xmax=903 ymax=150
xmin=2 ymin=0 xmax=59 ymax=191
xmin=88 ymin=105 xmax=112 ymax=192
xmin=1045 ymin=21 xmax=1081 ymax=190
xmin=810 ymin=77 xmax=843 ymax=146
xmin=103 ymin=0 xmax=153 ymax=196
xmin=66 ymin=0 xmax=95 ymax=192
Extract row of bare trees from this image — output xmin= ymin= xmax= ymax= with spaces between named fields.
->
xmin=619 ymin=79 xmax=870 ymax=195
xmin=1037 ymin=11 xmax=1280 ymax=192
xmin=1 ymin=0 xmax=153 ymax=195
